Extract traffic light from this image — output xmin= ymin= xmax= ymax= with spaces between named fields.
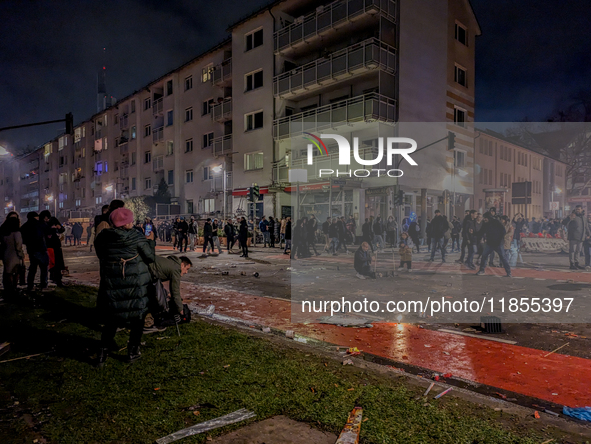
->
xmin=248 ymin=187 xmax=254 ymax=202
xmin=447 ymin=131 xmax=456 ymax=150
xmin=394 ymin=189 xmax=404 ymax=205
xmin=65 ymin=112 xmax=74 ymax=135
xmin=253 ymin=184 xmax=260 ymax=201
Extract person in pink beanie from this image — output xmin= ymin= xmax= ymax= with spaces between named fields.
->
xmin=95 ymin=207 xmax=156 ymax=366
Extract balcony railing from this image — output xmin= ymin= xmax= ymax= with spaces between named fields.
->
xmin=212 ymin=58 xmax=232 ymax=86
xmin=273 ymin=146 xmax=379 ymax=182
xmin=274 ymin=0 xmax=396 ymax=53
xmin=212 ymin=134 xmax=233 ymax=156
xmin=21 ymin=190 xmax=39 ymax=199
xmin=211 ymin=98 xmax=232 ymax=122
xmin=274 ymin=38 xmax=395 ymax=98
xmin=273 ymin=92 xmax=396 ymax=140
xmin=153 ymin=98 xmax=163 ymax=115
xmin=153 ymin=126 xmax=164 ymax=143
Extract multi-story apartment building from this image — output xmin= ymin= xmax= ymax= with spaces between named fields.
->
xmin=474 ymin=129 xmax=567 ymax=219
xmin=2 ymin=0 xmax=481 ymax=227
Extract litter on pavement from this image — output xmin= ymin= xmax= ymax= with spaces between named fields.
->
xmin=562 ymin=406 xmax=591 ymax=422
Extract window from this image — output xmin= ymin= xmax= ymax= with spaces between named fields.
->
xmin=166 ymin=110 xmax=173 ymax=126
xmin=203 ymin=166 xmax=210 ymax=180
xmin=153 ymin=155 xmax=164 ymax=171
xmin=166 ymin=140 xmax=174 ymax=156
xmin=131 ymin=177 xmax=136 ymax=191
xmin=454 ymin=107 xmax=466 ymax=127
xmin=245 ymin=70 xmax=263 ymax=91
xmin=145 ymin=177 xmax=152 ymax=189
xmin=202 ymin=64 xmax=213 ymax=83
xmin=59 ymin=136 xmax=67 ymax=151
xmin=144 ymin=97 xmax=151 ymax=110
xmin=167 ymin=170 xmax=174 ymax=185
xmin=131 ymin=100 xmax=136 ymax=113
xmin=185 ymin=107 xmax=193 ymax=122
xmin=455 ymin=23 xmax=467 ymax=45
xmin=202 ymin=132 xmax=214 ymax=149
xmin=202 ymin=99 xmax=214 ymax=115
xmin=144 ymin=151 xmax=151 ymax=164
xmin=96 ymin=196 xmax=102 ymax=205
xmin=185 ymin=138 xmax=194 ymax=153
xmin=187 ymin=200 xmax=194 ymax=214
xmin=245 ymin=152 xmax=264 ymax=171
xmin=186 ymin=169 xmax=194 ymax=183
xmin=131 ymin=126 xmax=137 ymax=139
xmin=454 ymin=150 xmax=466 ymax=168
xmin=144 ymin=124 xmax=151 ymax=137
xmin=166 ymin=79 xmax=173 ymax=95
xmin=454 ymin=65 xmax=467 ymax=87
xmin=245 ymin=111 xmax=263 ymax=131
xmin=75 ymin=199 xmax=81 ymax=207
xmin=204 ymin=198 xmax=214 ymax=213
xmin=184 ymin=76 xmax=193 ymax=91
xmin=245 ymin=28 xmax=263 ymax=51
xmin=131 ymin=152 xmax=136 ymax=165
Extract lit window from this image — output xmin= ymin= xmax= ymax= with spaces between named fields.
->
xmin=201 ymin=65 xmax=213 ymax=83
xmin=166 ymin=141 xmax=174 ymax=156
xmin=244 ymin=152 xmax=264 ymax=171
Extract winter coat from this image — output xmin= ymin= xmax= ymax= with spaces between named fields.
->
xmin=95 ymin=228 xmax=156 ymax=322
xmin=238 ymin=221 xmax=248 ymax=243
xmin=461 ymin=215 xmax=471 ymax=239
xmin=322 ymin=221 xmax=330 ymax=234
xmin=386 ymin=219 xmax=397 ymax=232
xmin=481 ymin=218 xmax=506 ymax=248
xmin=203 ymin=222 xmax=213 ymax=237
xmin=20 ymin=218 xmax=47 ymax=254
xmin=451 ymin=220 xmax=461 ymax=236
xmin=399 ymin=245 xmax=412 ymax=262
xmin=72 ymin=223 xmax=84 ymax=238
xmin=408 ymin=222 xmax=420 ymax=240
xmin=149 ymin=255 xmax=183 ymax=315
xmin=465 ymin=219 xmax=477 ymax=245
xmin=285 ymin=221 xmax=292 ymax=240
xmin=307 ymin=219 xmax=317 ymax=242
xmin=0 ymin=230 xmax=25 ymax=274
xmin=328 ymin=223 xmax=339 ymax=238
xmin=373 ymin=219 xmax=383 ymax=236
xmin=562 ymin=213 xmax=590 ymax=242
xmin=224 ymin=223 xmax=235 ymax=238
xmin=280 ymin=219 xmax=287 ymax=234
xmin=430 ymin=215 xmax=448 ymax=239
xmin=354 ymin=246 xmax=372 ymax=273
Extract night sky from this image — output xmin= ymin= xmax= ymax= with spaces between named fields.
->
xmin=1 ymin=0 xmax=589 ymax=153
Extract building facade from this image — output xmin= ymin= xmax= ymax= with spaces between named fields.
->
xmin=473 ymin=129 xmax=567 ymax=219
xmin=2 ymin=0 xmax=482 ymax=228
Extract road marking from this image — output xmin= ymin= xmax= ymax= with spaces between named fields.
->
xmin=437 ymin=329 xmax=517 ymax=344
xmin=533 ymin=278 xmax=546 ymax=281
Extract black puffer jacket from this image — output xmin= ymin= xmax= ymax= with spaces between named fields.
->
xmin=95 ymin=228 xmax=156 ymax=321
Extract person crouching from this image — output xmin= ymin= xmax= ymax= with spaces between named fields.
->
xmin=354 ymin=241 xmax=375 ymax=279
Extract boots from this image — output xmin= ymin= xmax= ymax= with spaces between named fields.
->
xmin=127 ymin=345 xmax=141 ymax=363
xmin=96 ymin=348 xmax=109 ymax=367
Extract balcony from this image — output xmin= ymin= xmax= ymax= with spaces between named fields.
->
xmin=153 ymin=126 xmax=164 ymax=143
xmin=273 ymin=92 xmax=397 ymax=140
xmin=153 ymin=97 xmax=163 ymax=115
xmin=21 ymin=190 xmax=39 ymax=199
xmin=212 ymin=58 xmax=232 ymax=87
xmin=274 ymin=0 xmax=396 ymax=54
xmin=212 ymin=134 xmax=233 ymax=156
xmin=274 ymin=38 xmax=395 ymax=98
xmin=211 ymin=98 xmax=232 ymax=123
xmin=273 ymin=146 xmax=378 ymax=183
